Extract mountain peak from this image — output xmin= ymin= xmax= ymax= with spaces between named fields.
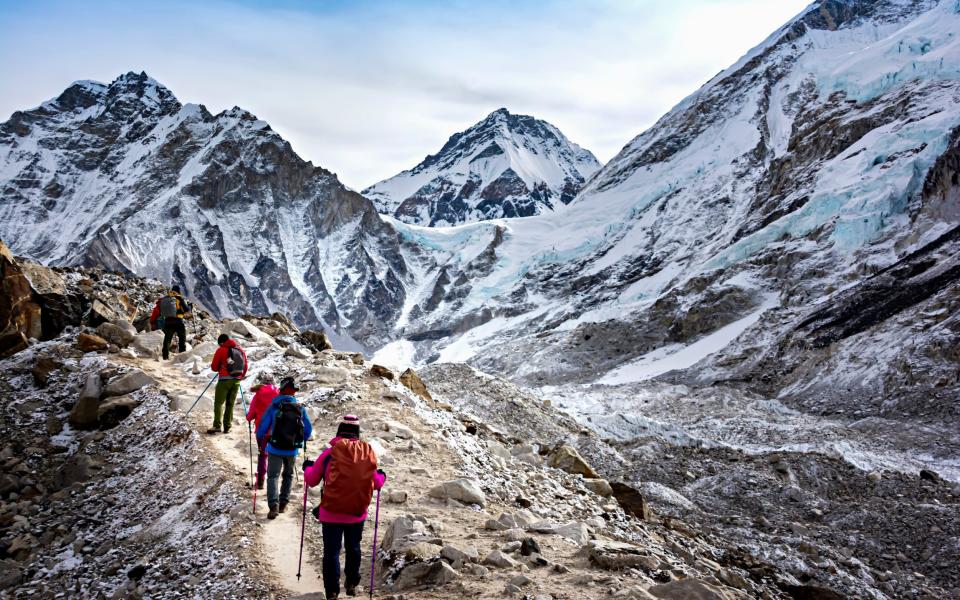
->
xmin=363 ymin=109 xmax=601 ymax=226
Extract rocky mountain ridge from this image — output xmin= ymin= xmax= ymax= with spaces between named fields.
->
xmin=363 ymin=108 xmax=600 ymax=226
xmin=375 ymin=0 xmax=960 ymax=417
xmin=0 ymin=71 xmax=409 ymax=350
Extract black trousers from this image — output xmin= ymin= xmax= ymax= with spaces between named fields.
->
xmin=162 ymin=320 xmax=186 ymax=359
xmin=322 ymin=521 xmax=365 ymax=597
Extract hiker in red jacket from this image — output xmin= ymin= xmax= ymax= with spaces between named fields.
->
xmin=303 ymin=416 xmax=386 ymax=599
xmin=246 ymin=372 xmax=279 ymax=489
xmin=208 ymin=334 xmax=248 ymax=434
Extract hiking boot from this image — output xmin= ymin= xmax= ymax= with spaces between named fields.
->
xmin=206 ymin=427 xmax=221 ymax=435
xmin=223 ymin=428 xmax=230 ymax=434
xmin=326 ymin=593 xmax=339 ymax=600
xmin=267 ymin=506 xmax=278 ymax=519
xmin=257 ymin=481 xmax=264 ymax=490
xmin=345 ymin=583 xmax=357 ymax=596
xmin=278 ymin=503 xmax=288 ymax=513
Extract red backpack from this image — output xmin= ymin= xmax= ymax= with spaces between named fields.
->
xmin=321 ymin=439 xmax=377 ymax=516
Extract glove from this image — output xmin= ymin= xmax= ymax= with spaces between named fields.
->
xmin=377 ymin=468 xmax=387 ymax=482
xmin=302 ymin=459 xmax=315 ymax=471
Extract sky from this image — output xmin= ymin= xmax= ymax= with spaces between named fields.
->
xmin=0 ymin=0 xmax=811 ymax=189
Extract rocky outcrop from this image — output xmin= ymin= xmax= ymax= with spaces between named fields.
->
xmin=69 ymin=373 xmax=104 ymax=429
xmin=76 ymin=332 xmax=109 ymax=353
xmin=399 ymin=368 xmax=432 ymax=401
xmin=0 ymin=241 xmax=41 ymax=358
xmin=548 ymin=445 xmax=600 ymax=478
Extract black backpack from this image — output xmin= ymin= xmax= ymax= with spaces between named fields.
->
xmin=159 ymin=296 xmax=179 ymax=318
xmin=270 ymin=401 xmax=304 ymax=451
xmin=226 ymin=346 xmax=246 ymax=378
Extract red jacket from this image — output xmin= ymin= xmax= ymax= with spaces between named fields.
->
xmin=149 ymin=301 xmax=161 ymax=330
xmin=210 ymin=339 xmax=248 ymax=380
xmin=246 ymin=384 xmax=279 ymax=430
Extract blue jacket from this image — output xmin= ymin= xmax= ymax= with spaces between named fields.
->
xmin=256 ymin=395 xmax=312 ymax=456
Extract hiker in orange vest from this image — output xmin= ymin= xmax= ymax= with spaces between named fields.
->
xmin=303 ymin=415 xmax=386 ymax=599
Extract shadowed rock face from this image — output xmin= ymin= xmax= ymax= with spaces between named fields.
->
xmin=0 ymin=241 xmax=42 ymax=358
xmin=0 ymin=72 xmax=410 ymax=348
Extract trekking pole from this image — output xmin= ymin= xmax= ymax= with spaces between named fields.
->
xmin=369 ymin=488 xmax=382 ymax=600
xmin=239 ymin=386 xmax=254 ymax=492
xmin=296 ymin=439 xmax=308 ymax=581
xmin=251 ymin=428 xmax=259 ymax=513
xmin=185 ymin=373 xmax=219 ymax=418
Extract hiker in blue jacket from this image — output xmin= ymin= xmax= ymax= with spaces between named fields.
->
xmin=256 ymin=377 xmax=313 ymax=519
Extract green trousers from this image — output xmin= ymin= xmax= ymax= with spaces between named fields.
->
xmin=213 ymin=379 xmax=241 ymax=432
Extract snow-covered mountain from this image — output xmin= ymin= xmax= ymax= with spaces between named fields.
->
xmin=363 ymin=108 xmax=600 ymax=226
xmin=0 ymin=72 xmax=409 ymax=348
xmin=380 ymin=0 xmax=960 ymax=413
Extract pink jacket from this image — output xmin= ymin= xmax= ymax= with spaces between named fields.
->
xmin=304 ymin=437 xmax=386 ymax=524
xmin=246 ymin=384 xmax=279 ymax=431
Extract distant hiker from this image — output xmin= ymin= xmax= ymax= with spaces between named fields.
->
xmin=149 ymin=298 xmax=164 ymax=331
xmin=157 ymin=286 xmax=192 ymax=359
xmin=303 ymin=415 xmax=385 ymax=599
xmin=208 ymin=334 xmax=248 ymax=434
xmin=246 ymin=371 xmax=279 ymax=490
xmin=256 ymin=377 xmax=312 ymax=519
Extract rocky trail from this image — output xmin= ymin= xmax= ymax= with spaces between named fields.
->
xmin=3 ymin=253 xmax=957 ymax=599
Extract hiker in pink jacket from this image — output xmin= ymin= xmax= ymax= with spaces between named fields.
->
xmin=245 ymin=372 xmax=279 ymax=489
xmin=303 ymin=415 xmax=386 ymax=599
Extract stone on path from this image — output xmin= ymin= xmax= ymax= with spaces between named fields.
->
xmin=428 ymin=478 xmax=485 ymax=506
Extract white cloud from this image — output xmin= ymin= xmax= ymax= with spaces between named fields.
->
xmin=0 ymin=0 xmax=811 ymax=189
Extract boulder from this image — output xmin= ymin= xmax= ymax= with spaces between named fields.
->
xmin=385 ymin=421 xmax=415 ymax=440
xmin=97 ymin=395 xmax=140 ymax=429
xmin=610 ymin=482 xmax=651 ymax=521
xmin=20 ymin=261 xmax=85 ymax=339
xmin=584 ymin=478 xmax=613 ymax=497
xmin=0 ymin=241 xmax=42 ymax=358
xmin=284 ymin=343 xmax=312 ymax=359
xmin=405 ymin=542 xmax=443 ymax=561
xmin=301 ymin=329 xmax=333 ymax=351
xmin=221 ymin=319 xmax=280 ymax=349
xmin=96 ymin=321 xmax=136 ymax=348
xmin=587 ymin=539 xmax=660 ymax=570
xmin=77 ymin=332 xmax=109 ymax=352
xmin=440 ymin=545 xmax=479 ymax=564
xmin=103 ymin=370 xmax=156 ymax=398
xmin=172 ymin=341 xmax=218 ymax=364
xmin=31 ymin=355 xmax=63 ymax=388
xmin=553 ymin=522 xmax=590 ymax=545
xmin=428 ymin=479 xmax=485 ymax=506
xmin=390 ymin=560 xmax=458 ymax=590
xmin=370 ymin=364 xmax=394 ymax=380
xmin=89 ymin=292 xmax=137 ymax=325
xmin=131 ymin=330 xmax=165 ymax=359
xmin=313 ymin=366 xmax=351 ymax=385
xmin=381 ymin=516 xmax=441 ymax=553
xmin=69 ymin=373 xmax=103 ymax=429
xmin=648 ymin=579 xmax=733 ymax=600
xmin=547 ymin=445 xmax=599 ymax=478
xmin=399 ymin=368 xmax=432 ymax=401
xmin=919 ymin=469 xmax=942 ymax=483
xmin=386 ymin=490 xmax=408 ymax=504
xmin=482 ymin=550 xmax=518 ymax=568
xmin=52 ymin=454 xmax=100 ymax=489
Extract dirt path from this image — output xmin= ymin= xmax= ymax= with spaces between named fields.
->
xmin=127 ymin=352 xmax=611 ymax=600
xmin=132 ymin=357 xmax=323 ymax=597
